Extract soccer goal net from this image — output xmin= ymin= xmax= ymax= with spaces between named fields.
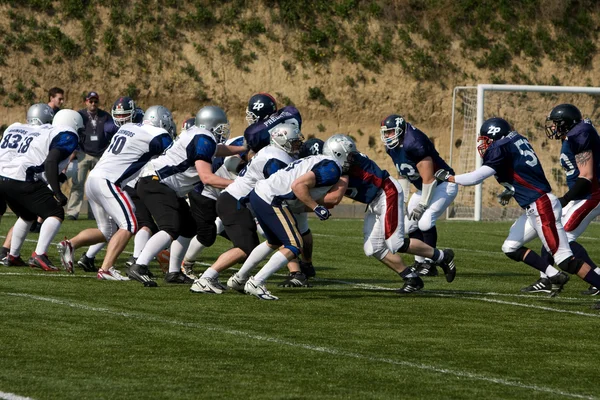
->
xmin=448 ymin=84 xmax=600 ymax=221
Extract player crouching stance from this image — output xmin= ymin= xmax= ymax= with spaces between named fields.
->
xmin=436 ymin=118 xmax=600 ymax=298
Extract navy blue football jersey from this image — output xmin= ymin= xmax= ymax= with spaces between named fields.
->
xmin=483 ymin=131 xmax=552 ymax=208
xmin=561 ymin=120 xmax=600 ymax=195
xmin=244 ymin=106 xmax=302 ymax=152
xmin=345 ymin=153 xmax=391 ymax=204
xmin=386 ymin=123 xmax=453 ymax=190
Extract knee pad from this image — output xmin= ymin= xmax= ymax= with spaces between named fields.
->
xmin=558 ymin=257 xmax=584 ymax=274
xmin=363 ymin=241 xmax=388 ymax=260
xmin=284 ymin=244 xmax=301 ymax=257
xmin=398 ymin=238 xmax=410 ymax=253
xmin=505 ymin=246 xmax=528 ymax=262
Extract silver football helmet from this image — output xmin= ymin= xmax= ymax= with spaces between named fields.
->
xmin=323 ymin=134 xmax=357 ymax=173
xmin=270 ymin=123 xmax=304 ymax=155
xmin=195 ymin=106 xmax=230 ymax=143
xmin=52 ymin=109 xmax=84 ymax=134
xmin=27 ymin=103 xmax=54 ymax=125
xmin=144 ymin=105 xmax=176 ymax=139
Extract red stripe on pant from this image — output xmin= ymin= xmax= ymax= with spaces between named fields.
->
xmin=383 ymin=178 xmax=399 ymax=240
xmin=535 ymin=194 xmax=558 ymax=254
xmin=115 ymin=183 xmax=138 ymax=233
xmin=563 ymin=191 xmax=600 ymax=232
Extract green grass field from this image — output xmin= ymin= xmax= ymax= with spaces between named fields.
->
xmin=0 ymin=215 xmax=599 ymax=400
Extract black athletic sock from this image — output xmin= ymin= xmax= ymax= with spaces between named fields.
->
xmin=523 ymin=250 xmax=551 ymax=273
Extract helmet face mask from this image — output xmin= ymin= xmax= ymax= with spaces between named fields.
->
xmin=144 ymin=105 xmax=176 ymax=139
xmin=270 ymin=123 xmax=304 ymax=155
xmin=111 ymin=97 xmax=136 ymax=127
xmin=27 ymin=103 xmax=54 ymax=125
xmin=323 ymin=134 xmax=357 ymax=173
xmin=380 ymin=114 xmax=406 ymax=149
xmin=245 ymin=93 xmax=277 ymax=125
xmin=477 ymin=117 xmax=512 ymax=157
xmin=545 ymin=103 xmax=582 ymax=140
xmin=195 ymin=106 xmax=230 ymax=143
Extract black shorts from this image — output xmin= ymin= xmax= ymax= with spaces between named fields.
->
xmin=216 ymin=191 xmax=259 ymax=255
xmin=124 ymin=184 xmax=158 ymax=234
xmin=189 ymin=190 xmax=219 ymax=247
xmin=136 ymin=176 xmax=196 ymax=238
xmin=0 ymin=178 xmax=64 ymax=221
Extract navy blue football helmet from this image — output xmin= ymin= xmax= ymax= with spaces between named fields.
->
xmin=478 ymin=117 xmax=512 ymax=157
xmin=181 ymin=117 xmax=195 ymax=133
xmin=299 ymin=138 xmax=325 ymax=158
xmin=545 ymin=104 xmax=582 ymax=140
xmin=111 ymin=96 xmax=136 ymax=127
xmin=380 ymin=114 xmax=406 ymax=149
xmin=246 ymin=93 xmax=277 ymax=125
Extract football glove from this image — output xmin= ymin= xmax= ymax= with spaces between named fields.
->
xmin=497 ymin=188 xmax=515 ymax=206
xmin=409 ymin=203 xmax=427 ymax=221
xmin=313 ymin=205 xmax=330 ymax=221
xmin=434 ymin=169 xmax=451 ymax=183
xmin=54 ymin=192 xmax=68 ymax=207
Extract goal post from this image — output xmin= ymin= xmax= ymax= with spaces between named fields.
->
xmin=449 ymin=83 xmax=600 ymax=221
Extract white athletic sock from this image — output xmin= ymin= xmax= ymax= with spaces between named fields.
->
xmin=201 ymin=268 xmax=218 ymax=280
xmin=35 ymin=217 xmax=61 ymax=255
xmin=237 ymin=241 xmax=275 ymax=279
xmin=169 ymin=236 xmax=191 ymax=273
xmin=133 ymin=229 xmax=152 ymax=258
xmin=254 ymin=251 xmax=289 ymax=284
xmin=183 ymin=236 xmax=205 ymax=263
xmin=10 ymin=218 xmax=33 ymax=257
xmin=86 ymin=242 xmax=106 ymax=258
xmin=137 ymin=231 xmax=173 ymax=266
xmin=544 ymin=266 xmax=560 ymax=278
xmin=595 ymin=267 xmax=600 ymax=275
xmin=415 ymin=255 xmax=425 ymax=263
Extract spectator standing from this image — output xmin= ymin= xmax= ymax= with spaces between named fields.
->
xmin=47 ymin=87 xmax=64 ymax=113
xmin=65 ymin=91 xmax=113 ymax=220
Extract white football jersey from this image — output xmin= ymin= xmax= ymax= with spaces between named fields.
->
xmin=142 ymin=126 xmax=218 ymax=197
xmin=0 ymin=122 xmax=36 ymax=164
xmin=254 ymin=155 xmax=342 ymax=206
xmin=225 ymin=145 xmax=293 ymax=200
xmin=0 ymin=123 xmax=78 ymax=182
xmin=90 ymin=123 xmax=172 ymax=187
xmin=200 ymin=136 xmax=245 ymax=200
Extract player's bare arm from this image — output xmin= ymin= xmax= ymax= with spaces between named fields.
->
xmin=291 ymin=171 xmax=319 ymax=210
xmin=575 ymin=150 xmax=594 ymax=180
xmin=319 ymin=175 xmax=348 ymax=208
xmin=215 ymin=143 xmax=247 ymax=157
xmin=195 ymin=159 xmax=233 ymax=189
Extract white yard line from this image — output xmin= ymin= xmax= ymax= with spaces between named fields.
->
xmin=2 ymin=291 xmax=596 ymax=400
xmin=0 ymin=392 xmax=35 ymax=400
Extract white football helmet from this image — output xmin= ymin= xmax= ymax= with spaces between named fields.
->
xmin=52 ymin=109 xmax=84 ymax=134
xmin=270 ymin=123 xmax=304 ymax=155
xmin=195 ymin=106 xmax=230 ymax=143
xmin=27 ymin=103 xmax=54 ymax=125
xmin=144 ymin=105 xmax=176 ymax=139
xmin=323 ymin=134 xmax=357 ymax=172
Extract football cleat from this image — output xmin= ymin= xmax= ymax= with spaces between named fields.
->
xmin=180 ymin=260 xmax=198 ymax=280
xmin=437 ymin=249 xmax=456 ymax=283
xmin=299 ymin=260 xmax=316 ymax=278
xmin=29 ymin=252 xmax=59 ymax=272
xmin=278 ymin=272 xmax=311 ymax=287
xmin=244 ymin=277 xmax=279 ymax=300
xmin=549 ymin=272 xmax=570 ymax=297
xmin=582 ymin=286 xmax=600 ymax=296
xmin=190 ymin=276 xmax=225 ymax=294
xmin=397 ymin=276 xmax=424 ymax=294
xmin=165 ymin=271 xmax=195 ymax=284
xmin=0 ymin=247 xmax=8 ymax=264
xmin=77 ymin=254 xmax=97 ymax=272
xmin=5 ymin=254 xmax=27 ymax=267
xmin=57 ymin=239 xmax=75 ymax=274
xmin=520 ymin=277 xmax=552 ymax=294
xmin=156 ymin=249 xmax=170 ymax=274
xmin=97 ymin=267 xmax=130 ymax=281
xmin=227 ymin=273 xmax=248 ymax=293
xmin=127 ymin=264 xmax=157 ymax=287
xmin=125 ymin=256 xmax=137 ymax=268
xmin=413 ymin=261 xmax=439 ymax=277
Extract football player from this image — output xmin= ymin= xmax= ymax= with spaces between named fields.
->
xmin=127 ymin=106 xmax=246 ymax=286
xmin=57 ymin=105 xmax=175 ymax=279
xmin=519 ymin=104 xmax=600 ymax=296
xmin=190 ymin=123 xmax=303 ymax=294
xmin=230 ymin=134 xmax=350 ymax=300
xmin=381 ymin=114 xmax=458 ymax=277
xmin=435 ymin=117 xmax=600 ymax=298
xmin=0 ymin=109 xmax=80 ymax=271
xmin=341 ymin=143 xmax=456 ymax=294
